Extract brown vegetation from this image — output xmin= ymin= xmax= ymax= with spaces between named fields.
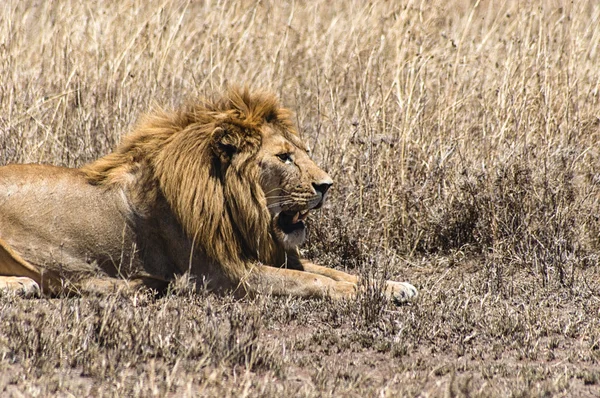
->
xmin=1 ymin=0 xmax=600 ymax=396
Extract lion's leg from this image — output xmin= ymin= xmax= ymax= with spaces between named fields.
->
xmin=0 ymin=238 xmax=42 ymax=282
xmin=0 ymin=238 xmax=80 ymax=295
xmin=0 ymin=238 xmax=43 ymax=296
xmin=0 ymin=235 xmax=169 ymax=297
xmin=242 ymin=264 xmax=357 ymax=300
xmin=300 ymin=260 xmax=359 ymax=283
xmin=0 ymin=276 xmax=40 ymax=297
xmin=300 ymin=260 xmax=418 ymax=302
xmin=76 ymin=276 xmax=169 ymax=296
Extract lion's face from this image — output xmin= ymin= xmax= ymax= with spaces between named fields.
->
xmin=257 ymin=126 xmax=332 ymax=249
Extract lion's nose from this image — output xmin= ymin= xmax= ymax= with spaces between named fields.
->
xmin=313 ymin=181 xmax=332 ymax=196
xmin=312 ymin=180 xmax=332 ymax=209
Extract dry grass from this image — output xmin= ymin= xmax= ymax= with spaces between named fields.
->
xmin=2 ymin=0 xmax=600 ymax=396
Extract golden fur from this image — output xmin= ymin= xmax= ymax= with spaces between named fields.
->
xmin=0 ymin=88 xmax=417 ymax=302
xmin=82 ymin=89 xmax=291 ymax=280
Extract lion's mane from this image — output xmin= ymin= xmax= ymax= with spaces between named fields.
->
xmin=81 ymin=88 xmax=297 ymax=280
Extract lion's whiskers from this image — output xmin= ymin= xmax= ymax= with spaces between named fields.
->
xmin=267 ymin=200 xmax=299 ymax=209
xmin=263 ymin=187 xmax=290 ymax=196
xmin=264 ymin=195 xmax=291 ymax=200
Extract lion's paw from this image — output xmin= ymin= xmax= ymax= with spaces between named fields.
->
xmin=385 ymin=280 xmax=418 ymax=304
xmin=0 ymin=277 xmax=40 ymax=298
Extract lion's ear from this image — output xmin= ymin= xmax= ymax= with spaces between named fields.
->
xmin=211 ymin=124 xmax=260 ymax=162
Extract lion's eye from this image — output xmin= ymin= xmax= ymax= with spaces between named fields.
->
xmin=276 ymin=153 xmax=293 ymax=164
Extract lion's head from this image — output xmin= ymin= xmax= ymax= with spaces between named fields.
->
xmin=83 ymin=88 xmax=332 ymax=279
xmin=255 ymin=123 xmax=332 ymax=250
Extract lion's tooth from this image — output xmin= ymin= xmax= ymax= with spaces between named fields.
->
xmin=292 ymin=212 xmax=299 ymax=223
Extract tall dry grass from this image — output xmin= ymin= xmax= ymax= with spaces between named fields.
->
xmin=2 ymin=0 xmax=600 ymax=396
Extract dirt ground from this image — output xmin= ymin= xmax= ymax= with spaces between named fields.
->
xmin=2 ymin=0 xmax=600 ymax=396
xmin=2 ymin=264 xmax=600 ymax=396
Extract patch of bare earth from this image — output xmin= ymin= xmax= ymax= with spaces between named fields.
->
xmin=2 ymin=262 xmax=600 ymax=396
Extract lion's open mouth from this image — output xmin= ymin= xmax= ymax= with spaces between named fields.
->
xmin=278 ymin=210 xmax=310 ymax=234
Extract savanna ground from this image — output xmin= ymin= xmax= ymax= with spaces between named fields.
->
xmin=1 ymin=0 xmax=600 ymax=396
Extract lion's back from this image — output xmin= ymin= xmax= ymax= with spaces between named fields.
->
xmin=0 ymin=164 xmax=139 ymax=276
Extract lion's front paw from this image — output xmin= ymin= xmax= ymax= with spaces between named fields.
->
xmin=385 ymin=280 xmax=418 ymax=304
xmin=0 ymin=277 xmax=40 ymax=298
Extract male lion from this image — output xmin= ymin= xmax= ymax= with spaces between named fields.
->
xmin=0 ymin=88 xmax=417 ymax=302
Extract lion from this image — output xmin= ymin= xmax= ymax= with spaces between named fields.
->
xmin=0 ymin=88 xmax=417 ymax=303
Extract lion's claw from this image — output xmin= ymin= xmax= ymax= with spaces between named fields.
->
xmin=386 ymin=281 xmax=418 ymax=304
xmin=0 ymin=277 xmax=40 ymax=298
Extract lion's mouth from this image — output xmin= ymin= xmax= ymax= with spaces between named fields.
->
xmin=278 ymin=210 xmax=310 ymax=234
